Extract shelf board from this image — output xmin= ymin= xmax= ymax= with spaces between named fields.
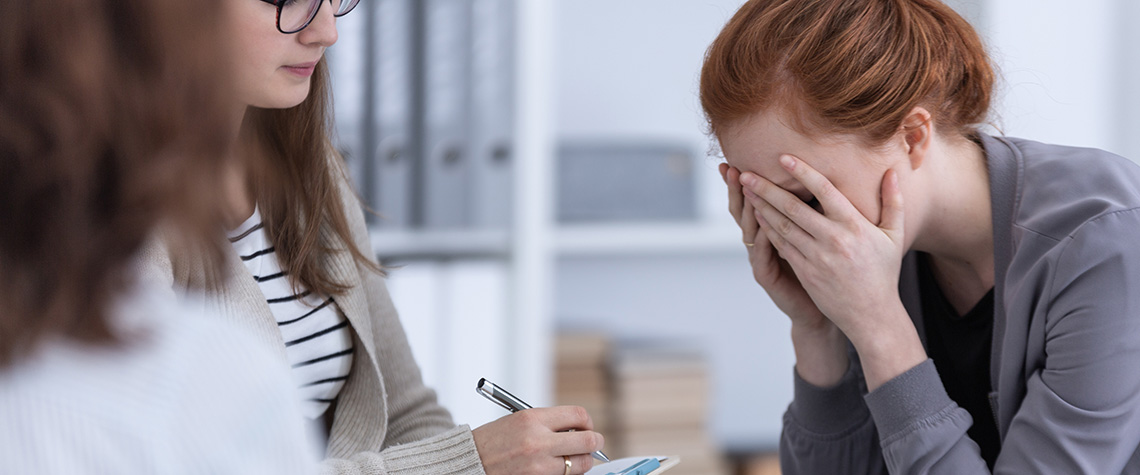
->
xmin=554 ymin=222 xmax=744 ymax=256
xmin=369 ymin=222 xmax=746 ymax=259
xmin=369 ymin=227 xmax=511 ymax=259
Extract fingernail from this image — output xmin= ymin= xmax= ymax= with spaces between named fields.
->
xmin=740 ymin=173 xmax=756 ymax=187
xmin=779 ymin=155 xmax=796 ymax=170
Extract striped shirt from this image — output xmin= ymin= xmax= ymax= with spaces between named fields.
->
xmin=228 ymin=208 xmax=354 ymax=419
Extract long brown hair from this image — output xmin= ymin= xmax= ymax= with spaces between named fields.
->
xmin=0 ymin=0 xmax=233 ymax=366
xmin=244 ymin=57 xmax=382 ymax=298
xmin=700 ymin=0 xmax=994 ymax=145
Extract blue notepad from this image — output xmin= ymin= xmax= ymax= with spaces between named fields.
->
xmin=585 ymin=456 xmax=678 ymax=475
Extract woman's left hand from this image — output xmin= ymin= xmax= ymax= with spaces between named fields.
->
xmin=738 ymin=154 xmax=908 ymax=348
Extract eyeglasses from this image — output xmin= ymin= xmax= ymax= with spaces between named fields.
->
xmin=259 ymin=0 xmax=360 ymax=35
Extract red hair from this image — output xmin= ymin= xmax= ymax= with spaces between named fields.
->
xmin=700 ymin=0 xmax=994 ymax=144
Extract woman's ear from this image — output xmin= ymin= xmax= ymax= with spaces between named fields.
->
xmin=900 ymin=107 xmax=933 ymax=170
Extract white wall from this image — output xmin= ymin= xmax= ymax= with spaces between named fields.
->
xmin=554 ymin=0 xmax=746 ymax=224
xmin=978 ymin=0 xmax=1123 ymax=155
xmin=1118 ymin=0 xmax=1140 ymax=161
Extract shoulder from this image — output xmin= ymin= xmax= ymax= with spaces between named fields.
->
xmin=1003 ymin=137 xmax=1140 ymax=242
xmin=0 ymin=287 xmax=317 ymax=472
xmin=133 ymin=230 xmax=177 ymax=287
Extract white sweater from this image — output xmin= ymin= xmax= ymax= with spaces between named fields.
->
xmin=0 ymin=283 xmax=320 ymax=474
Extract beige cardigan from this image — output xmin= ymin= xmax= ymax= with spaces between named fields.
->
xmin=136 ymin=175 xmax=486 ymax=475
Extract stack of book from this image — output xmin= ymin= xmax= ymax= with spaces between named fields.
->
xmin=734 ymin=453 xmax=781 ymax=475
xmin=552 ymin=334 xmax=728 ymax=474
xmin=608 ymin=343 xmax=727 ymax=475
xmin=553 ymin=333 xmax=612 ymax=437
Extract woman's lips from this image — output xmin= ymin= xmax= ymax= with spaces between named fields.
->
xmin=282 ymin=61 xmax=318 ymax=77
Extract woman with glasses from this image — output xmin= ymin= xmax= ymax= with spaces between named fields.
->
xmin=137 ymin=1 xmax=605 ymax=474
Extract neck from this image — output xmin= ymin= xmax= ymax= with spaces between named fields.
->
xmin=910 ymin=134 xmax=995 ymax=309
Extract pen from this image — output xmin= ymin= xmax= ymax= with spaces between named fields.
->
xmin=477 ymin=378 xmax=611 ymax=463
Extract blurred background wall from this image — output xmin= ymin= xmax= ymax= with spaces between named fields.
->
xmin=328 ymin=0 xmax=1139 ymax=472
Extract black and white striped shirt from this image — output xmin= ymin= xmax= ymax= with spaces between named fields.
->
xmin=228 ymin=208 xmax=354 ymax=419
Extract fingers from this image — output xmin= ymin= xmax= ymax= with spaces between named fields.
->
xmin=740 ymin=171 xmax=829 ymax=238
xmin=878 ymin=169 xmax=904 ymax=236
xmin=754 ymin=199 xmax=813 ymax=251
xmin=550 ymin=430 xmax=605 ymax=459
xmin=531 ymin=406 xmax=594 ymax=432
xmin=758 ymin=208 xmax=808 ymax=266
xmin=564 ymin=454 xmax=596 ymax=475
xmin=724 ymin=165 xmax=745 ymax=226
xmin=723 ymin=164 xmax=759 ymax=246
xmin=741 ymin=190 xmax=759 ymax=246
xmin=776 ymin=154 xmax=859 ymax=220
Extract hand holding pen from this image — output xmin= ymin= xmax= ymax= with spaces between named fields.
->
xmin=471 ymin=378 xmax=608 ymax=475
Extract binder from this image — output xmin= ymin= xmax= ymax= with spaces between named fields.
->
xmin=371 ymin=0 xmax=415 ymax=228
xmin=417 ymin=0 xmax=473 ymax=228
xmin=387 ymin=259 xmax=509 ymax=428
xmin=436 ymin=259 xmax=508 ymax=428
xmin=327 ymin=1 xmax=370 ymax=198
xmin=382 ymin=260 xmax=443 ymax=386
xmin=557 ymin=142 xmax=697 ymax=223
xmin=469 ymin=0 xmax=515 ymax=229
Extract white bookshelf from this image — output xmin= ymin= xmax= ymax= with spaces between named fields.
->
xmin=554 ymin=222 xmax=742 ymax=256
xmin=370 ymin=228 xmax=510 ymax=259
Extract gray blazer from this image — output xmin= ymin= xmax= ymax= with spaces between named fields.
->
xmin=779 ymin=135 xmax=1140 ymax=474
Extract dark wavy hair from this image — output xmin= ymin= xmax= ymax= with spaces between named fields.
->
xmin=0 ymin=0 xmax=234 ymax=366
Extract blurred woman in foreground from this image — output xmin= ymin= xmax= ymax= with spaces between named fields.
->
xmin=0 ymin=1 xmax=317 ymax=472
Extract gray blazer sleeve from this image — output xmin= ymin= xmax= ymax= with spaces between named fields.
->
xmin=779 ymin=363 xmax=886 ymax=475
xmin=865 ymin=210 xmax=1140 ymax=474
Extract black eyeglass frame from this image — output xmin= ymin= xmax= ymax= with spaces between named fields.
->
xmin=258 ymin=0 xmax=360 ymax=35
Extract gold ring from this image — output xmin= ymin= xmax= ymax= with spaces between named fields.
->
xmin=563 ymin=456 xmax=572 ymax=475
xmin=744 ymin=241 xmax=755 ymax=247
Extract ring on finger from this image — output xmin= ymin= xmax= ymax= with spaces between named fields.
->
xmin=563 ymin=456 xmax=572 ymax=475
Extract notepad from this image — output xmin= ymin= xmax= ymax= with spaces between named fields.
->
xmin=585 ymin=456 xmax=679 ymax=475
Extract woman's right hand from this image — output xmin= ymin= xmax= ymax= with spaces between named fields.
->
xmin=721 ymin=163 xmax=849 ymax=386
xmin=472 ymin=406 xmax=604 ymax=475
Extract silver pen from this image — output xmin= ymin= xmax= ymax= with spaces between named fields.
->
xmin=476 ymin=378 xmax=611 ymax=462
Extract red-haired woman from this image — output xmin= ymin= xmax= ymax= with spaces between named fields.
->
xmin=136 ymin=1 xmax=604 ymax=474
xmin=702 ymin=0 xmax=1140 ymax=473
xmin=0 ymin=0 xmax=317 ymax=472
